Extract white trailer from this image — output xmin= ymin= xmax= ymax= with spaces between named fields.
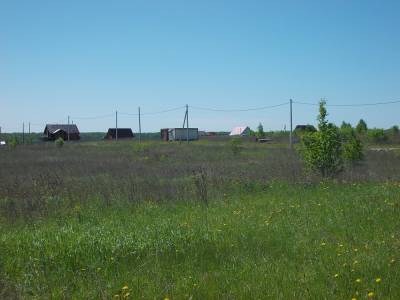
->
xmin=169 ymin=128 xmax=199 ymax=141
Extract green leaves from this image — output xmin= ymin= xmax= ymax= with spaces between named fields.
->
xmin=300 ymin=101 xmax=343 ymax=177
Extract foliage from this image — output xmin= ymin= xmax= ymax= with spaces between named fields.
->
xmin=300 ymin=100 xmax=343 ymax=177
xmin=256 ymin=122 xmax=265 ymax=139
xmin=356 ymin=119 xmax=368 ymax=134
xmin=367 ymin=128 xmax=388 ymax=144
xmin=8 ymin=137 xmax=18 ymax=148
xmin=55 ymin=137 xmax=65 ymax=148
xmin=340 ymin=121 xmax=352 ymax=130
xmin=229 ymin=137 xmax=244 ymax=156
xmin=341 ymin=127 xmax=364 ymax=164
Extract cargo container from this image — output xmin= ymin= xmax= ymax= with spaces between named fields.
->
xmin=168 ymin=128 xmax=199 ymax=141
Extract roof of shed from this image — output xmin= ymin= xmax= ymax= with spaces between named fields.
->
xmin=45 ymin=124 xmax=80 ymax=134
xmin=106 ymin=128 xmax=134 ymax=138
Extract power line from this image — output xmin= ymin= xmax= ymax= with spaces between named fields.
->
xmin=120 ymin=105 xmax=186 ymax=116
xmin=294 ymin=99 xmax=400 ymax=107
xmin=189 ymin=102 xmax=289 ymax=112
xmin=70 ymin=113 xmax=115 ymax=120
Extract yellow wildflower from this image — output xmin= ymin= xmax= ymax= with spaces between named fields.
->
xmin=334 ymin=273 xmax=339 ymax=278
xmin=375 ymin=278 xmax=381 ymax=283
xmin=367 ymin=291 xmax=374 ymax=298
xmin=355 ymin=278 xmax=361 ymax=283
xmin=122 ymin=285 xmax=129 ymax=290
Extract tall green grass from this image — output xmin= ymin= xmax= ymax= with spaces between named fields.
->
xmin=1 ymin=182 xmax=399 ymax=299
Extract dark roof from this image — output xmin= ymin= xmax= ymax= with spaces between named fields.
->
xmin=106 ymin=128 xmax=134 ymax=139
xmin=295 ymin=125 xmax=317 ymax=132
xmin=44 ymin=124 xmax=80 ymax=134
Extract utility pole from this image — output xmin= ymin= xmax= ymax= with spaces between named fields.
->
xmin=289 ymin=99 xmax=293 ymax=149
xmin=115 ymin=110 xmax=118 ymax=141
xmin=138 ymin=107 xmax=142 ymax=143
xmin=22 ymin=122 xmax=25 ymax=144
xmin=186 ymin=104 xmax=189 ymax=144
xmin=67 ymin=116 xmax=70 ymax=142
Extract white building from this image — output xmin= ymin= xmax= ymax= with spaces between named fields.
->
xmin=229 ymin=126 xmax=251 ymax=136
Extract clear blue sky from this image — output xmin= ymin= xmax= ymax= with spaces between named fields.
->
xmin=1 ymin=0 xmax=399 ymax=133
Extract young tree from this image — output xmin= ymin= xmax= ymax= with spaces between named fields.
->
xmin=356 ymin=119 xmax=368 ymax=134
xmin=300 ymin=100 xmax=343 ymax=177
xmin=256 ymin=122 xmax=265 ymax=139
xmin=340 ymin=121 xmax=352 ymax=130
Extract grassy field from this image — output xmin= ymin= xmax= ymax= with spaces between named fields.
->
xmin=1 ymin=141 xmax=400 ymax=299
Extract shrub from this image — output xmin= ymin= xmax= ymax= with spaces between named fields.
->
xmin=192 ymin=169 xmax=208 ymax=205
xmin=256 ymin=123 xmax=265 ymax=139
xmin=230 ymin=138 xmax=243 ymax=156
xmin=300 ymin=100 xmax=342 ymax=177
xmin=55 ymin=137 xmax=64 ymax=148
xmin=367 ymin=128 xmax=388 ymax=144
xmin=9 ymin=137 xmax=18 ymax=148
xmin=341 ymin=128 xmax=363 ymax=164
xmin=356 ymin=119 xmax=368 ymax=134
xmin=340 ymin=121 xmax=352 ymax=130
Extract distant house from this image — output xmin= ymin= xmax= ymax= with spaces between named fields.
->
xmin=44 ymin=124 xmax=80 ymax=141
xmin=229 ymin=126 xmax=251 ymax=136
xmin=105 ymin=128 xmax=134 ymax=140
xmin=0 ymin=141 xmax=6 ymax=146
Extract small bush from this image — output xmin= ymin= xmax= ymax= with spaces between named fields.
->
xmin=230 ymin=138 xmax=243 ymax=156
xmin=9 ymin=137 xmax=18 ymax=148
xmin=55 ymin=137 xmax=64 ymax=148
xmin=192 ymin=169 xmax=208 ymax=205
xmin=300 ymin=100 xmax=342 ymax=177
xmin=367 ymin=128 xmax=388 ymax=144
xmin=356 ymin=119 xmax=368 ymax=134
xmin=341 ymin=128 xmax=363 ymax=164
xmin=256 ymin=123 xmax=265 ymax=139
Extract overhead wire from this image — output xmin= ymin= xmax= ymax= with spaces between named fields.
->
xmin=294 ymin=99 xmax=400 ymax=107
xmin=189 ymin=102 xmax=289 ymax=112
xmin=70 ymin=113 xmax=115 ymax=120
xmin=120 ymin=105 xmax=186 ymax=116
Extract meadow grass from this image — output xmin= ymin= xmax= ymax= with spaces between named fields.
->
xmin=1 ymin=182 xmax=399 ymax=299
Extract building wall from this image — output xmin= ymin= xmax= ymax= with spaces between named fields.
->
xmin=169 ymin=128 xmax=199 ymax=141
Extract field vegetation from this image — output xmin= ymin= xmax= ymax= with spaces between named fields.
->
xmin=1 ymin=124 xmax=400 ymax=298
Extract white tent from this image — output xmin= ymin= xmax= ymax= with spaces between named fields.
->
xmin=229 ymin=126 xmax=251 ymax=136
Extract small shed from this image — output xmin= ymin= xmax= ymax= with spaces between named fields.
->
xmin=105 ymin=128 xmax=134 ymax=140
xmin=44 ymin=124 xmax=80 ymax=141
xmin=229 ymin=126 xmax=251 ymax=136
xmin=160 ymin=128 xmax=169 ymax=141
